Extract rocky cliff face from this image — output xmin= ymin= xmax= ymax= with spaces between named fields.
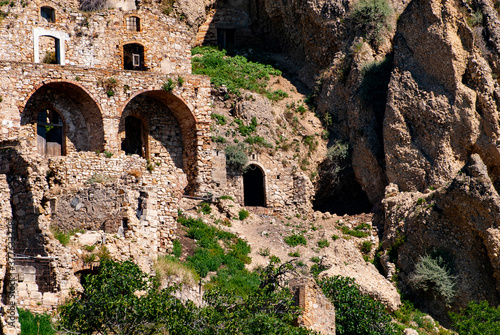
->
xmin=186 ymin=0 xmax=500 ymax=321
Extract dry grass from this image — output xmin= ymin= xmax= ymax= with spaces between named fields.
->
xmin=154 ymin=256 xmax=199 ymax=287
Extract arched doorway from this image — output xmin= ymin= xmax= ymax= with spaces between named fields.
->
xmin=243 ymin=164 xmax=265 ymax=206
xmin=121 ymin=115 xmax=147 ymax=157
xmin=22 ymin=82 xmax=104 ymax=154
xmin=37 ymin=109 xmax=63 ymax=156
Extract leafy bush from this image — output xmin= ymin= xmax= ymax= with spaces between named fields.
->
xmin=351 ymin=0 xmax=393 ymax=45
xmin=284 ymin=234 xmax=307 ymax=247
xmin=326 ymin=140 xmax=349 ymax=161
xmin=191 ymin=46 xmax=282 ymax=96
xmin=225 ymin=143 xmax=248 ymax=169
xmin=361 ymin=241 xmax=373 ymax=253
xmin=318 ymin=276 xmax=397 ymax=334
xmin=162 ymin=78 xmax=175 ymax=92
xmin=340 ymin=224 xmax=370 ymax=238
xmin=198 ymin=201 xmax=212 ymax=215
xmin=211 ymin=113 xmax=227 ymax=125
xmin=408 ymin=254 xmax=456 ymax=304
xmin=450 ymin=300 xmax=500 ymax=335
xmin=219 ymin=195 xmax=234 ymax=201
xmin=18 ymin=308 xmax=55 ymax=335
xmin=266 ymin=89 xmax=289 ymax=101
xmin=239 ymin=209 xmax=250 ymax=220
xmin=317 ymin=239 xmax=330 ymax=249
xmin=235 ymin=117 xmax=258 ymax=136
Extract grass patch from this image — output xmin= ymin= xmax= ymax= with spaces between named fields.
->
xmin=154 ymin=256 xmax=200 ymax=286
xmin=18 ymin=308 xmax=55 ymax=335
xmin=317 ymin=239 xmax=330 ymax=249
xmin=191 ymin=46 xmax=282 ymax=96
xmin=238 ymin=209 xmax=250 ymax=220
xmin=284 ymin=234 xmax=307 ymax=247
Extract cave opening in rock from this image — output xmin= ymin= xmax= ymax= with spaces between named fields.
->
xmin=313 ymin=156 xmax=372 ymax=215
xmin=243 ymin=164 xmax=265 ymax=206
xmin=121 ymin=115 xmax=146 ymax=157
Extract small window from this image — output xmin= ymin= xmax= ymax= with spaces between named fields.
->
xmin=217 ymin=29 xmax=235 ymax=49
xmin=41 ymin=6 xmax=55 ymax=23
xmin=132 ymin=54 xmax=140 ymax=67
xmin=126 ymin=16 xmax=140 ymax=32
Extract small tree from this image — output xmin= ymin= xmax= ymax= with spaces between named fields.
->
xmin=351 ymin=0 xmax=393 ymax=45
xmin=225 ymin=143 xmax=248 ymax=170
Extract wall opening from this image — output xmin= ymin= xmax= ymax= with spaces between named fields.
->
xmin=123 ymin=43 xmax=145 ymax=71
xmin=121 ymin=115 xmax=147 ymax=157
xmin=40 ymin=6 xmax=55 ymax=23
xmin=39 ymin=35 xmax=60 ymax=64
xmin=217 ymin=28 xmax=235 ymax=49
xmin=126 ymin=16 xmax=140 ymax=31
xmin=243 ymin=164 xmax=265 ymax=206
xmin=37 ymin=109 xmax=63 ymax=156
xmin=23 ymin=82 xmax=105 ymax=153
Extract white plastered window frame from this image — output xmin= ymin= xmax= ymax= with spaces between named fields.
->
xmin=33 ymin=28 xmax=69 ymax=65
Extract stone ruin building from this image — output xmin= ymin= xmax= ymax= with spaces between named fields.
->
xmin=0 ymin=0 xmax=314 ymax=332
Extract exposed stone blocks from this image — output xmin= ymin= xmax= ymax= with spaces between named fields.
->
xmin=289 ymin=277 xmax=336 ymax=335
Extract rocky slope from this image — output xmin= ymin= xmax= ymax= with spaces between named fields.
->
xmin=177 ymin=0 xmax=500 ymax=323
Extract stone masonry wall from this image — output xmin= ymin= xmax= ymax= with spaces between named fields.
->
xmin=289 ymin=277 xmax=336 ymax=335
xmin=0 ymin=61 xmax=214 ymax=195
xmin=0 ymin=0 xmax=192 ymax=73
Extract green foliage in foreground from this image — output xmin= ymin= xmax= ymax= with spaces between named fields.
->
xmin=191 ymin=46 xmax=282 ymax=96
xmin=18 ymin=308 xmax=55 ymax=335
xmin=318 ymin=276 xmax=396 ymax=335
xmin=58 ymin=259 xmax=315 ymax=335
xmin=450 ymin=300 xmax=500 ymax=334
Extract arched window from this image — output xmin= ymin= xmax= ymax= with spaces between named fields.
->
xmin=40 ymin=6 xmax=55 ymax=23
xmin=126 ymin=16 xmax=140 ymax=31
xmin=123 ymin=43 xmax=145 ymax=71
xmin=243 ymin=164 xmax=266 ymax=206
xmin=37 ymin=109 xmax=63 ymax=156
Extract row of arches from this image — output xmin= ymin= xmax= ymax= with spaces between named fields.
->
xmin=22 ymin=81 xmax=198 ymax=183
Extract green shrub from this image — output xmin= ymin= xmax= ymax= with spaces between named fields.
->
xmin=288 ymin=251 xmax=300 ymax=257
xmin=219 ymin=195 xmax=234 ymax=201
xmin=332 ymin=234 xmax=340 ymax=240
xmin=408 ymin=254 xmax=456 ymax=304
xmin=351 ymin=0 xmax=393 ymax=45
xmin=467 ymin=10 xmax=484 ymax=27
xmin=162 ymin=78 xmax=174 ymax=92
xmin=361 ymin=241 xmax=373 ymax=253
xmin=211 ymin=113 xmax=227 ymax=125
xmin=326 ymin=140 xmax=349 ymax=161
xmin=450 ymin=300 xmax=500 ymax=334
xmin=318 ymin=276 xmax=396 ymax=334
xmin=284 ymin=234 xmax=307 ymax=247
xmin=238 ymin=209 xmax=249 ymax=220
xmin=235 ymin=117 xmax=258 ymax=136
xmin=340 ymin=225 xmax=370 ymax=238
xmin=266 ymin=89 xmax=289 ymax=102
xmin=172 ymin=239 xmax=182 ymax=258
xmin=317 ymin=239 xmax=330 ymax=249
xmin=191 ymin=46 xmax=282 ymax=96
xmin=225 ymin=143 xmax=248 ymax=169
xmin=104 ymin=150 xmax=113 ymax=158
xmin=18 ymin=308 xmax=55 ymax=335
xmin=198 ymin=201 xmax=212 ymax=215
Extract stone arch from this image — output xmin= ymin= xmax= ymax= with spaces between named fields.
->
xmin=120 ymin=90 xmax=199 ymax=191
xmin=22 ymin=81 xmax=105 ymax=154
xmin=243 ymin=163 xmax=266 ymax=207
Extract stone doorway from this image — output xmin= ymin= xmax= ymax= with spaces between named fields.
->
xmin=243 ymin=164 xmax=265 ymax=206
xmin=121 ymin=115 xmax=147 ymax=157
xmin=37 ymin=109 xmax=63 ymax=156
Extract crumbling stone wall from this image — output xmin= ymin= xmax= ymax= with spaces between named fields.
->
xmin=289 ymin=277 xmax=336 ymax=334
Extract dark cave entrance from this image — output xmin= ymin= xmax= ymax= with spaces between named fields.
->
xmin=121 ymin=115 xmax=146 ymax=157
xmin=313 ymin=155 xmax=372 ymax=215
xmin=243 ymin=164 xmax=265 ymax=206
